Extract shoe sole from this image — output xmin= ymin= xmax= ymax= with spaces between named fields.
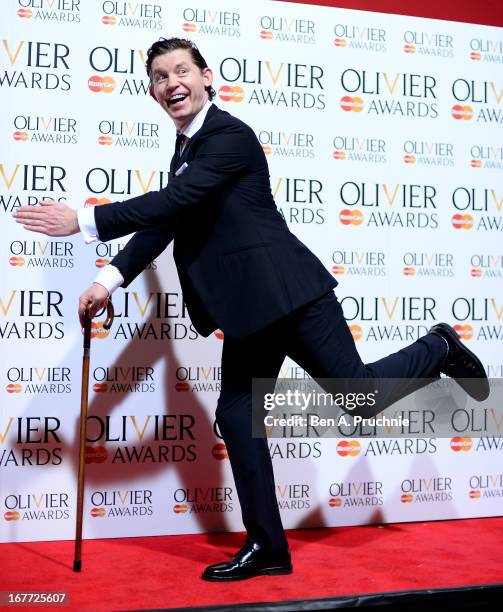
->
xmin=202 ymin=565 xmax=293 ymax=581
xmin=435 ymin=324 xmax=489 ymax=401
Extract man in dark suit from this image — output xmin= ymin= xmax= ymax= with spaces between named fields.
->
xmin=15 ymin=38 xmax=489 ymax=581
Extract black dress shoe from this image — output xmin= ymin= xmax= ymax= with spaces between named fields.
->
xmin=202 ymin=540 xmax=292 ymax=581
xmin=429 ymin=323 xmax=489 ymax=401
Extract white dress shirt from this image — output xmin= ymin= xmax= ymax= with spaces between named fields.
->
xmin=79 ymin=100 xmax=213 ymax=294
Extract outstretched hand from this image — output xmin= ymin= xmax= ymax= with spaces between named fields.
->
xmin=13 ymin=201 xmax=79 ymax=236
xmin=79 ymin=284 xmax=110 ymax=329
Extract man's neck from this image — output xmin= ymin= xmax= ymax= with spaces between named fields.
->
xmin=176 ymin=99 xmax=212 ymax=137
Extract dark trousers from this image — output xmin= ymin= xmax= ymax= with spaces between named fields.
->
xmin=215 ymin=291 xmax=447 ymax=550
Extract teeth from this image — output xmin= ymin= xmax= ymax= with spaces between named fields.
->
xmin=169 ymin=94 xmax=187 ymax=105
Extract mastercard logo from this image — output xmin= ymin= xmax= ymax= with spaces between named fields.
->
xmin=4 ymin=511 xmax=20 ymax=521
xmin=183 ymin=23 xmax=197 ymax=32
xmin=450 ymin=436 xmax=473 ymax=452
xmin=214 ymin=330 xmax=224 ymax=340
xmin=470 ymin=268 xmax=482 ymax=278
xmin=102 ymin=15 xmax=116 ymax=25
xmin=453 ymin=324 xmax=473 ymax=340
xmin=470 ymin=52 xmax=481 ymax=61
xmin=400 ymin=493 xmax=414 ymax=503
xmin=471 ymin=159 xmax=482 ymax=168
xmin=212 ymin=443 xmax=228 ymax=460
xmin=262 ymin=145 xmax=272 ymax=155
xmin=336 ymin=439 xmax=361 ymax=457
xmin=349 ymin=325 xmax=362 ymax=341
xmin=340 ymin=96 xmax=364 ymax=112
xmin=451 ymin=104 xmax=473 ymax=120
xmin=469 ymin=489 xmax=481 ymax=499
xmin=175 ymin=381 xmax=190 ymax=392
xmin=403 ymin=267 xmax=416 ymax=276
xmin=218 ymin=85 xmax=244 ymax=102
xmin=6 ymin=384 xmax=22 ymax=393
xmin=333 ymin=151 xmax=346 ymax=160
xmin=98 ymin=136 xmax=113 ymax=146
xmin=92 ymin=383 xmax=108 ymax=393
xmin=332 ymin=265 xmax=345 ymax=275
xmin=328 ymin=497 xmax=342 ymax=507
xmin=85 ymin=446 xmax=108 ymax=464
xmin=451 ymin=214 xmax=473 ymax=230
xmin=13 ymin=131 xmax=28 ymax=142
xmin=260 ymin=30 xmax=273 ymax=40
xmin=90 ymin=507 xmax=106 ymax=518
xmin=403 ymin=154 xmax=416 ymax=164
xmin=91 ymin=321 xmax=111 ymax=339
xmin=17 ymin=8 xmax=32 ymax=18
xmin=403 ymin=44 xmax=416 ymax=54
xmin=85 ymin=197 xmax=111 ymax=207
xmin=339 ymin=209 xmax=363 ymax=225
xmin=88 ymin=75 xmax=116 ymax=93
xmin=9 ymin=256 xmax=25 ymax=267
xmin=173 ymin=503 xmax=188 ymax=514
xmin=334 ymin=38 xmax=347 ymax=47
xmin=95 ymin=258 xmax=110 ymax=268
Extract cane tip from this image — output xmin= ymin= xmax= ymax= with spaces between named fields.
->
xmin=73 ymin=560 xmax=82 ymax=572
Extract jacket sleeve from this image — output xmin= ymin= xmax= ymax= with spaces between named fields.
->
xmin=109 ymin=226 xmax=173 ymax=288
xmin=95 ymin=123 xmax=251 ymax=243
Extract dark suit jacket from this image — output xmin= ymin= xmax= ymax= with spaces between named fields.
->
xmin=96 ymin=104 xmax=336 ymax=338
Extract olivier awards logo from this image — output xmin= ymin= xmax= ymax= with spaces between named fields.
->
xmin=15 ymin=0 xmax=80 ymax=24
xmin=181 ymin=8 xmax=240 ymax=37
xmin=272 ymin=175 xmax=325 ymax=225
xmin=328 ymin=481 xmax=383 ymax=508
xmin=0 ymin=416 xmax=63 ymax=466
xmin=338 ymin=69 xmax=438 ymax=118
xmin=331 ymin=250 xmax=386 ymax=278
xmin=402 ymin=29 xmax=454 ymax=58
xmin=332 ymin=23 xmax=387 ymax=53
xmin=339 ymin=294 xmax=437 ymax=342
xmin=258 ymin=14 xmax=316 ymax=44
xmin=0 ymin=39 xmax=71 ymax=90
xmin=12 ymin=115 xmax=78 ymax=145
xmin=332 ymin=136 xmax=387 ymax=164
xmin=89 ymin=489 xmax=153 ymax=518
xmin=100 ymin=2 xmax=163 ymax=30
xmin=85 ymin=413 xmax=197 ymax=464
xmin=337 ymin=182 xmax=439 ymax=230
xmin=218 ymin=57 xmax=325 ymax=110
xmin=468 ymin=38 xmax=503 ymax=63
xmin=87 ymin=46 xmax=148 ymax=96
xmin=400 ymin=478 xmax=453 ymax=503
xmin=172 ymin=487 xmax=234 ymax=514
xmin=3 ymin=492 xmax=69 ymax=522
xmin=450 ymin=79 xmax=502 ymax=124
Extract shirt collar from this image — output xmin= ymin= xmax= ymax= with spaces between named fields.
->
xmin=179 ymin=99 xmax=213 ymax=139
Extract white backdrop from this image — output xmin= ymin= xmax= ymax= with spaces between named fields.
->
xmin=0 ymin=0 xmax=502 ymax=543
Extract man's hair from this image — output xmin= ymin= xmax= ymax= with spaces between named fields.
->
xmin=146 ymin=37 xmax=216 ymax=100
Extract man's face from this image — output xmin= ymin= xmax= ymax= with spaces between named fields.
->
xmin=150 ymin=48 xmax=213 ymax=131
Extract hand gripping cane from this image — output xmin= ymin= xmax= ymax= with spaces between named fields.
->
xmin=73 ymin=301 xmax=114 ymax=572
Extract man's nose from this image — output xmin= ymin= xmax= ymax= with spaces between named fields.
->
xmin=167 ymin=76 xmax=181 ymax=93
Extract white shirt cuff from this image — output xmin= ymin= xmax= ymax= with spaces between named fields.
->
xmin=77 ymin=207 xmax=100 ymax=244
xmin=94 ymin=265 xmax=124 ymax=295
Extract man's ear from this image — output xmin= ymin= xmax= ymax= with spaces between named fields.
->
xmin=149 ymin=82 xmax=158 ymax=102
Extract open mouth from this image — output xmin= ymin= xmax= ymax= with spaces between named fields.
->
xmin=168 ymin=93 xmax=188 ymax=107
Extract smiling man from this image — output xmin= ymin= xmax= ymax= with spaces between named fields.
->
xmin=13 ymin=37 xmax=489 ymax=582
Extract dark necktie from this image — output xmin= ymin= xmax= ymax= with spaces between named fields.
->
xmin=172 ymin=132 xmax=186 ymax=171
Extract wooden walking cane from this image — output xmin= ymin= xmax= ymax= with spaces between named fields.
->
xmin=73 ymin=300 xmax=115 ymax=572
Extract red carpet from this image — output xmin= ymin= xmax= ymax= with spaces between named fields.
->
xmin=1 ymin=518 xmax=502 ymax=611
